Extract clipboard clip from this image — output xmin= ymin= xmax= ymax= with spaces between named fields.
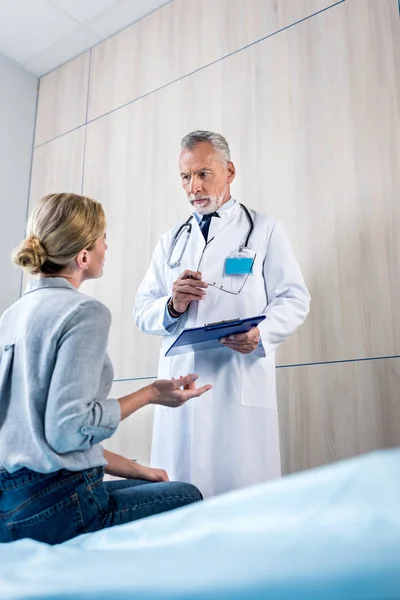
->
xmin=204 ymin=318 xmax=240 ymax=329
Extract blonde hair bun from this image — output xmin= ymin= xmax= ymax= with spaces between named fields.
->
xmin=13 ymin=235 xmax=48 ymax=275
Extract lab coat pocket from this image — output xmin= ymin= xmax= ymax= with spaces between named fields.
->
xmin=212 ymin=249 xmax=257 ymax=295
xmin=240 ymin=351 xmax=277 ymax=410
xmin=155 ymin=349 xmax=172 ymax=412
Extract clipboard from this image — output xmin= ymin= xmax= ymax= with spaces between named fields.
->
xmin=165 ymin=315 xmax=266 ymax=357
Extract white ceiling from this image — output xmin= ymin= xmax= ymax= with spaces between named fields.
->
xmin=0 ymin=0 xmax=171 ymax=77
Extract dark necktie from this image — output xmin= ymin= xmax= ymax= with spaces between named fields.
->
xmin=199 ymin=212 xmax=219 ymax=242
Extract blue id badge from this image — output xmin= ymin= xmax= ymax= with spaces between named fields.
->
xmin=225 ymin=256 xmax=254 ymax=276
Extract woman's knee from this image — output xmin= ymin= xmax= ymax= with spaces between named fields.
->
xmin=181 ymin=482 xmax=203 ymax=501
xmin=167 ymin=481 xmax=203 ymax=503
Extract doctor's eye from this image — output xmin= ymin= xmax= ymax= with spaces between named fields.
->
xmin=199 ymin=171 xmax=210 ymax=178
xmin=181 ymin=175 xmax=190 ymax=182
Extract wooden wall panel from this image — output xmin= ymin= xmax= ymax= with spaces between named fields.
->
xmin=83 ymin=0 xmax=400 ymax=381
xmin=35 ymin=52 xmax=90 ymax=146
xmin=103 ymin=355 xmax=400 ymax=476
xmin=277 ymin=358 xmax=400 ymax=475
xmin=87 ymin=0 xmax=339 ymax=121
xmin=27 ymin=0 xmax=400 ymax=476
xmin=22 ymin=128 xmax=86 ymax=291
xmin=29 ymin=127 xmax=85 ymax=204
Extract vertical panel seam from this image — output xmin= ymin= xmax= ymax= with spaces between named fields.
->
xmin=19 ymin=79 xmax=40 ymax=297
xmin=39 ymin=1 xmax=174 ymax=80
xmin=81 ymin=49 xmax=92 ymax=194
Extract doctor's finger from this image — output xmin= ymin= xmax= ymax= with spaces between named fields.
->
xmin=177 ymin=279 xmax=208 ymax=291
xmin=221 ymin=343 xmax=254 ymax=354
xmin=175 ymin=285 xmax=206 ymax=297
xmin=179 ymin=270 xmax=202 ymax=281
xmin=221 ymin=340 xmax=253 ymax=349
xmin=181 ymin=278 xmax=208 ymax=289
xmin=220 ymin=336 xmax=249 ymax=344
xmin=230 ymin=328 xmax=259 ymax=340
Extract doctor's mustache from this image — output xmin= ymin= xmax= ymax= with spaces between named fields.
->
xmin=188 ymin=194 xmax=214 ymax=203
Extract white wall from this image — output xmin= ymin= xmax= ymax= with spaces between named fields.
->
xmin=0 ymin=54 xmax=37 ymax=314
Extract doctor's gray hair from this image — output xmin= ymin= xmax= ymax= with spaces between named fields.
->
xmin=181 ymin=130 xmax=231 ymax=164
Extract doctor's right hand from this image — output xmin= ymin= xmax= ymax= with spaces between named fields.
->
xmin=171 ymin=270 xmax=208 ymax=314
xmin=150 ymin=374 xmax=212 ymax=408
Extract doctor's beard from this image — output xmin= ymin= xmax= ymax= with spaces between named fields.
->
xmin=188 ymin=187 xmax=228 ymax=215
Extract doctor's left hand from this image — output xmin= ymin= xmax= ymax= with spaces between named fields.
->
xmin=219 ymin=327 xmax=261 ymax=354
xmin=150 ymin=374 xmax=212 ymax=408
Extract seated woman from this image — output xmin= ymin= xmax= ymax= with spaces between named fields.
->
xmin=0 ymin=192 xmax=211 ymax=545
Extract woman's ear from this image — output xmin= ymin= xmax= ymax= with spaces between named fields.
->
xmin=76 ymin=249 xmax=88 ymax=271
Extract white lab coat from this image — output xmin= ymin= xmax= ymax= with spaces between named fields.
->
xmin=135 ymin=201 xmax=310 ymax=497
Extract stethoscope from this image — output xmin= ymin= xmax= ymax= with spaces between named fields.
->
xmin=167 ymin=203 xmax=254 ymax=269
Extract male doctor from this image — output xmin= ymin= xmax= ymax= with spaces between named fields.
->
xmin=135 ymin=130 xmax=310 ymax=497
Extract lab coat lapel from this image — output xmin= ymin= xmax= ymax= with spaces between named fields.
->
xmin=207 ymin=202 xmax=241 ymax=242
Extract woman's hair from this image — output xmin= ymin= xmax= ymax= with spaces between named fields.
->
xmin=13 ymin=193 xmax=106 ymax=275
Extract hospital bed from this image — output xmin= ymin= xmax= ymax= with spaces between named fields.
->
xmin=0 ymin=448 xmax=399 ymax=599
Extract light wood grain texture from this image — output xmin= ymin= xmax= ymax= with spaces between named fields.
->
xmin=35 ymin=52 xmax=90 ymax=147
xmin=277 ymin=357 xmax=400 ymax=475
xmin=102 ymin=379 xmax=156 ymax=466
xmin=27 ymin=0 xmax=400 ymax=481
xmin=30 ymin=127 xmax=85 ymax=204
xmin=87 ymin=0 xmax=339 ymax=121
xmin=21 ymin=127 xmax=86 ymax=292
xmin=82 ymin=96 xmax=186 ymax=378
xmin=102 ymin=356 xmax=400 ymax=476
xmin=83 ymin=0 xmax=400 ymax=380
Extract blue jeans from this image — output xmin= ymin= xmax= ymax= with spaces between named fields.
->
xmin=0 ymin=467 xmax=202 ymax=545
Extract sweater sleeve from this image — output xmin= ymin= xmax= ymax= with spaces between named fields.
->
xmin=44 ymin=300 xmax=121 ymax=454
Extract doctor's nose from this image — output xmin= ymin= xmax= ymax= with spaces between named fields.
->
xmin=188 ymin=175 xmax=202 ymax=195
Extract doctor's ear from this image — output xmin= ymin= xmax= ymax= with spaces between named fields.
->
xmin=226 ymin=161 xmax=236 ymax=183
